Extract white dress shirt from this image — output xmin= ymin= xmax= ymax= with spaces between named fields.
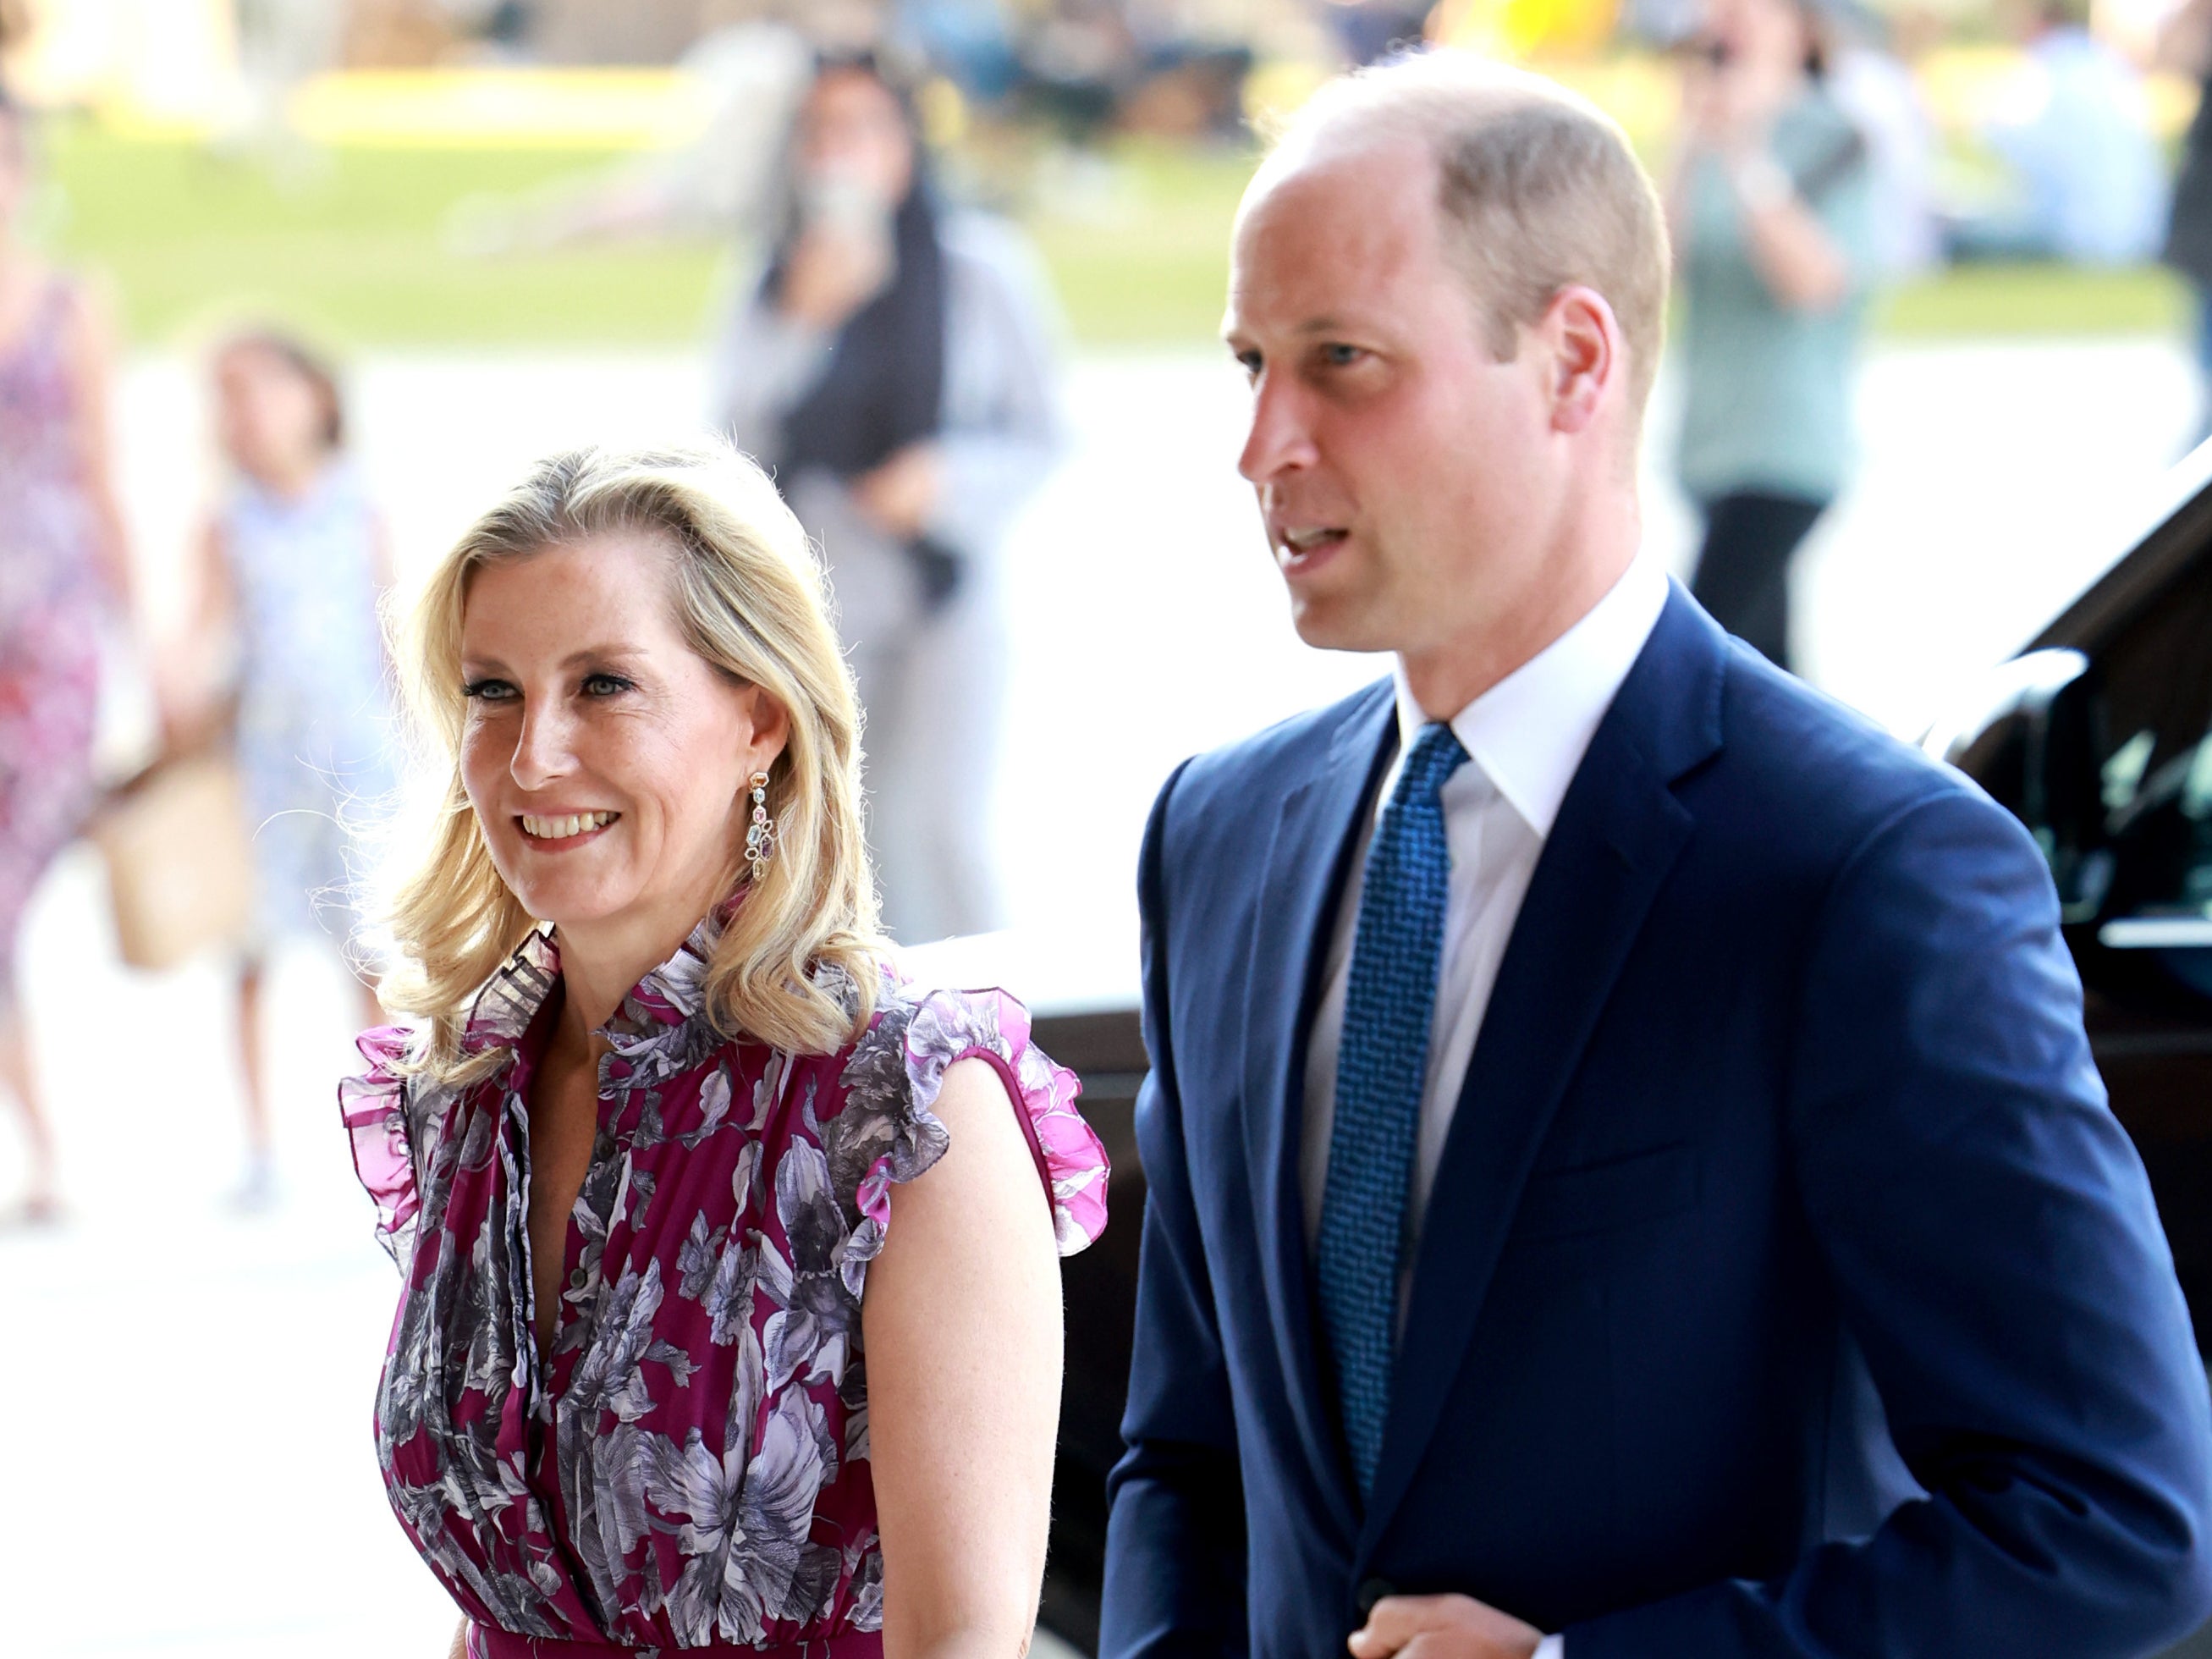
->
xmin=1298 ymin=558 xmax=1670 ymax=1659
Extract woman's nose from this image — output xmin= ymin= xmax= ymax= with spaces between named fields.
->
xmin=509 ymin=702 xmax=575 ymax=789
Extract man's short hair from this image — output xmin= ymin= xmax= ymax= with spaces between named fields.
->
xmin=1266 ymin=52 xmax=1670 ymax=414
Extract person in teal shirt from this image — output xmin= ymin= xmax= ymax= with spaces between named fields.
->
xmin=1671 ymin=0 xmax=1877 ymax=671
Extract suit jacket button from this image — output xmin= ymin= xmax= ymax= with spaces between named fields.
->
xmin=1356 ymin=1578 xmax=1397 ymax=1617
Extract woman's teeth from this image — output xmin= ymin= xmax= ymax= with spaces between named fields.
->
xmin=520 ymin=811 xmax=618 ymax=841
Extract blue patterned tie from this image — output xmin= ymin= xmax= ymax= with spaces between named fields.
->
xmin=1316 ymin=719 xmax=1468 ymax=1498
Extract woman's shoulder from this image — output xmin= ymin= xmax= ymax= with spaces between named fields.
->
xmin=338 ymin=1024 xmax=429 ymax=1267
xmin=814 ymin=977 xmax=1110 ymax=1258
xmin=338 ymin=1021 xmax=508 ymax=1267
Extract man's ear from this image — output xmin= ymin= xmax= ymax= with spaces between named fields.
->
xmin=1543 ymin=284 xmax=1621 ymax=437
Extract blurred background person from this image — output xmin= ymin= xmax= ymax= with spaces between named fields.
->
xmin=1321 ymin=0 xmax=1437 ymax=65
xmin=227 ymin=0 xmax=346 ymax=159
xmin=1944 ymin=0 xmax=2164 ymax=266
xmin=2158 ymin=0 xmax=2212 ymax=445
xmin=718 ymin=49 xmax=1061 ymax=945
xmin=1671 ymin=0 xmax=1876 ymax=671
xmin=1821 ymin=0 xmax=1942 ymax=278
xmin=0 ymin=84 xmax=136 ymax=1226
xmin=899 ymin=0 xmax=1025 ymax=102
xmin=444 ymin=19 xmax=815 ymax=253
xmin=168 ymin=328 xmax=395 ymax=1212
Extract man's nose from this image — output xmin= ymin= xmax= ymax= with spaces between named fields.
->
xmin=510 ymin=700 xmax=575 ymax=790
xmin=1238 ymin=373 xmax=1318 ymax=485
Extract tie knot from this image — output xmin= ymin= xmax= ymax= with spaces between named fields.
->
xmin=1395 ymin=720 xmax=1468 ymax=803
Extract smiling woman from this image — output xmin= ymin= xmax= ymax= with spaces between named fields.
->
xmin=384 ymin=443 xmax=872 ymax=1072
xmin=339 ymin=441 xmax=1109 ymax=1659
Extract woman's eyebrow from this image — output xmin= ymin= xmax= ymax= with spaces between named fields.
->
xmin=559 ymin=645 xmax=651 ymax=670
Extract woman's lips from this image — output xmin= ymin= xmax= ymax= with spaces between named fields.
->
xmin=515 ymin=810 xmax=620 ymax=849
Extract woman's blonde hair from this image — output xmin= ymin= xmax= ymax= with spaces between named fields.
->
xmin=382 ymin=441 xmax=883 ymax=1078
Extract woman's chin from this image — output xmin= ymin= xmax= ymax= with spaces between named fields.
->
xmin=506 ymin=877 xmax=636 ymax=936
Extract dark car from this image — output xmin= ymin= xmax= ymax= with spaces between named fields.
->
xmin=984 ymin=448 xmax=2212 ymax=1653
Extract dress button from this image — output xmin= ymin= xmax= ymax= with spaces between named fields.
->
xmin=1356 ymin=1578 xmax=1397 ymax=1618
xmin=569 ymin=1268 xmax=588 ymax=1290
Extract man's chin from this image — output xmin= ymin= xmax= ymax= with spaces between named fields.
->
xmin=1286 ymin=592 xmax=1392 ymax=657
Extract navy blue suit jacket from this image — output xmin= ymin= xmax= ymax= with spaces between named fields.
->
xmin=1100 ymin=587 xmax=2212 ymax=1657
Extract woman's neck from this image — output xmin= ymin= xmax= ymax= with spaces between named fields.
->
xmin=552 ymin=899 xmax=714 ymax=1040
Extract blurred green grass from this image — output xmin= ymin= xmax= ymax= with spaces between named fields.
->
xmin=37 ymin=123 xmax=2193 ymax=350
xmin=41 ymin=124 xmax=725 ymax=346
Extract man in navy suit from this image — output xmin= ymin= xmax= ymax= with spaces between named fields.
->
xmin=1099 ymin=52 xmax=2212 ymax=1659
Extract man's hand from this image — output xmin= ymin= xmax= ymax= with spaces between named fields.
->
xmin=1348 ymin=1594 xmax=1544 ymax=1659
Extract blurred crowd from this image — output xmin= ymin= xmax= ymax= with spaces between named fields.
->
xmin=0 ymin=0 xmax=2210 ymax=1226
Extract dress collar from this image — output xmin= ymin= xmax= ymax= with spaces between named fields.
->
xmin=460 ymin=910 xmax=724 ymax=1060
xmin=1391 ymin=556 xmax=1670 ymax=839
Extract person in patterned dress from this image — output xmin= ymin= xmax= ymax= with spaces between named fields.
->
xmin=0 ymin=86 xmax=135 ymax=1223
xmin=341 ymin=440 xmax=1108 ymax=1659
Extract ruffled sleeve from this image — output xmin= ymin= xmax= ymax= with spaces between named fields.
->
xmin=339 ymin=1025 xmax=420 ymax=1270
xmin=831 ymin=986 xmax=1109 ymax=1292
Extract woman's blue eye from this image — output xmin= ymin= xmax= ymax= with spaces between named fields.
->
xmin=582 ymin=673 xmax=634 ymax=697
xmin=464 ymin=679 xmax=516 ymax=703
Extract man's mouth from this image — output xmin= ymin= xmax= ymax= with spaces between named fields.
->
xmin=518 ymin=811 xmax=620 ymax=843
xmin=1275 ymin=526 xmax=1350 ymax=570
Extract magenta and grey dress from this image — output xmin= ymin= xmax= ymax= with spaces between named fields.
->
xmin=341 ymin=917 xmax=1109 ymax=1657
xmin=0 ymin=281 xmax=107 ymax=997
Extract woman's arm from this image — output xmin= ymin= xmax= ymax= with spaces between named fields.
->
xmin=1676 ymin=58 xmax=1857 ymax=311
xmin=863 ymin=1056 xmax=1063 ymax=1659
xmin=62 ymin=282 xmax=135 ymax=613
xmin=708 ymin=286 xmax=831 ymax=463
xmin=157 ymin=518 xmax=235 ymax=751
xmin=916 ymin=222 xmax=1065 ymax=559
xmin=1730 ymin=162 xmax=1855 ymax=311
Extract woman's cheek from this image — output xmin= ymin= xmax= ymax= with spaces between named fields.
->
xmin=457 ymin=730 xmax=508 ymax=830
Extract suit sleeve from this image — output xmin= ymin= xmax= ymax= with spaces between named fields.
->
xmin=1099 ymin=762 xmax=1252 ymax=1659
xmin=1566 ymin=785 xmax=2212 ymax=1657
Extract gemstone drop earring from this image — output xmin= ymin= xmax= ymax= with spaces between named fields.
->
xmin=745 ymin=771 xmax=776 ymax=883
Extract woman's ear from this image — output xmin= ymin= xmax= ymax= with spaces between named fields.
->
xmin=740 ymin=684 xmax=794 ymax=775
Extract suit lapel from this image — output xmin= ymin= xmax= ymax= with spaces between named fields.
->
xmin=1241 ymin=678 xmax=1397 ymax=1535
xmin=1358 ymin=587 xmax=1729 ymax=1546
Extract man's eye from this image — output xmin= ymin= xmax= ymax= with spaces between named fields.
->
xmin=463 ymin=678 xmax=517 ymax=703
xmin=1320 ymin=343 xmax=1367 ymax=368
xmin=1233 ymin=350 xmax=1262 ymax=380
xmin=582 ymin=673 xmax=635 ymax=697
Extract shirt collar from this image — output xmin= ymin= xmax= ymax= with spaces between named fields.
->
xmin=1393 ymin=557 xmax=1670 ymax=839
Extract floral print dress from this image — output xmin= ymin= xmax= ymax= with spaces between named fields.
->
xmin=0 ymin=281 xmax=107 ymax=1000
xmin=340 ymin=919 xmax=1109 ymax=1657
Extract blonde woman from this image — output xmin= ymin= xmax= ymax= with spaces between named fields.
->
xmin=339 ymin=443 xmax=1108 ymax=1659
